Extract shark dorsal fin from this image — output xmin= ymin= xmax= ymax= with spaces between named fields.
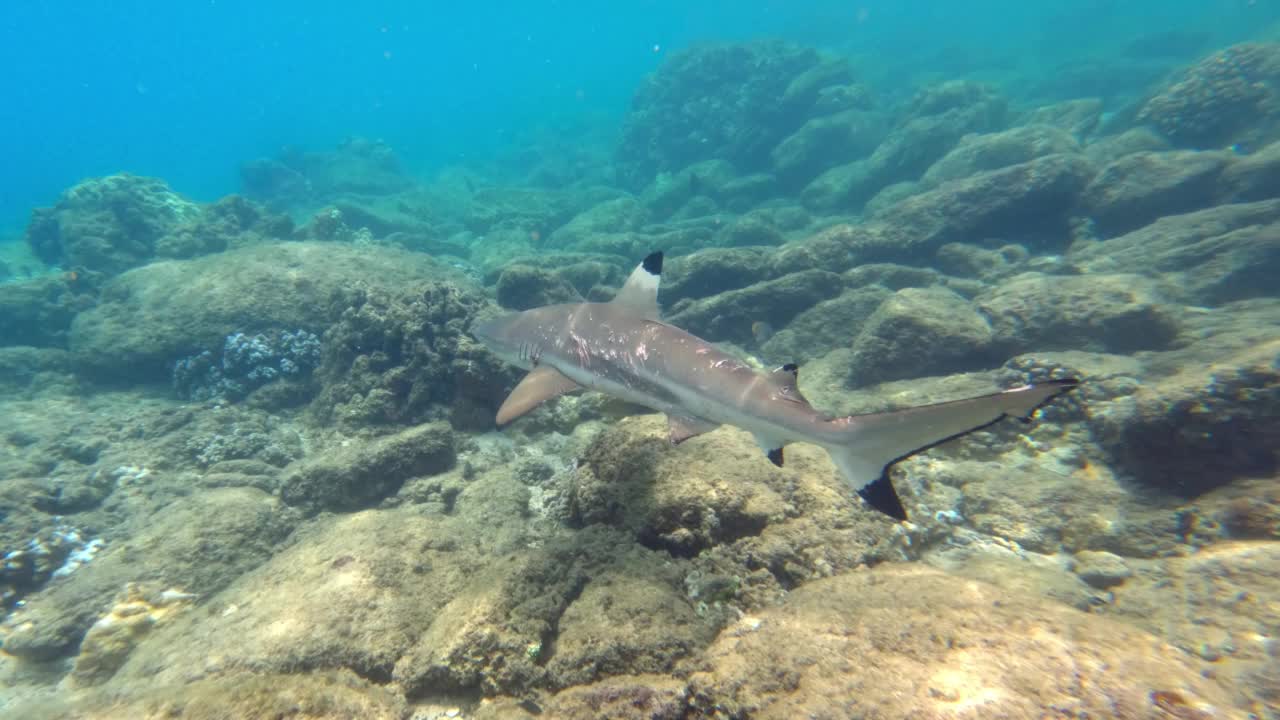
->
xmin=769 ymin=363 xmax=810 ymax=405
xmin=496 ymin=366 xmax=581 ymax=425
xmin=610 ymin=251 xmax=663 ymax=320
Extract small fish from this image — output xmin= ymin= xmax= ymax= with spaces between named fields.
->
xmin=474 ymin=252 xmax=1079 ymax=522
xmin=751 ymin=320 xmax=775 ymax=345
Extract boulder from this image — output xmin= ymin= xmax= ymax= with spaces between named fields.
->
xmin=975 ymin=273 xmax=1182 ymax=354
xmin=279 ymin=423 xmax=457 ymax=514
xmin=921 ymin=124 xmax=1080 ymax=187
xmin=869 ymin=153 xmax=1096 ymax=258
xmin=1069 ymin=199 xmax=1280 ymax=305
xmin=1080 ymin=150 xmax=1233 ymax=236
xmin=1137 ymin=42 xmax=1280 ymax=149
xmin=848 ymin=286 xmax=1000 ymax=385
xmin=666 ymin=270 xmax=844 ymax=345
xmin=495 ymin=264 xmax=582 ymax=310
xmin=1218 ymin=139 xmax=1280 ymax=203
xmin=67 ymin=242 xmax=463 ymax=382
xmin=661 ymin=247 xmax=774 ymax=304
xmin=687 ymin=565 xmax=1235 ymax=719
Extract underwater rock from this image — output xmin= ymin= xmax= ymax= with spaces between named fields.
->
xmin=920 ymin=124 xmax=1081 ymax=188
xmin=1089 ymin=325 xmax=1280 ymax=496
xmin=665 ymin=269 xmax=843 ymax=346
xmin=1081 ymin=149 xmax=1233 ymax=236
xmin=869 ymin=153 xmax=1096 ymax=257
xmin=463 ymin=186 xmax=578 ymax=237
xmin=240 ymin=137 xmax=413 ymax=207
xmin=616 ymin=41 xmax=846 ymax=189
xmin=1104 ymin=541 xmax=1280 ymax=711
xmin=0 ymin=347 xmax=72 ymax=394
xmin=637 ymin=159 xmax=738 ymax=220
xmin=68 ymin=582 xmax=196 ymax=686
xmin=712 ymin=212 xmax=786 ymax=248
xmin=309 ymin=280 xmax=503 ymax=430
xmin=1072 ymin=550 xmax=1133 ymax=589
xmin=0 ymin=487 xmax=294 ymax=662
xmin=1137 ymin=42 xmax=1280 ymax=150
xmin=547 ymin=196 xmax=649 ymax=248
xmin=847 ymin=286 xmax=999 ymax=385
xmin=0 ymin=275 xmax=95 ymax=348
xmin=68 ymin=241 xmax=459 ymax=383
xmin=934 ymin=243 xmax=1031 ymax=283
xmin=1020 ymin=98 xmax=1103 ymax=139
xmin=279 ymin=423 xmax=457 ymax=514
xmin=541 ymin=674 xmax=690 ymax=720
xmin=24 ymin=175 xmax=290 ymax=277
xmin=1218 ymin=139 xmax=1280 ymax=203
xmin=770 ymin=109 xmax=885 ymax=188
xmin=975 ymin=273 xmax=1182 ymax=354
xmin=759 ymin=285 xmax=891 ymax=365
xmin=686 ymin=564 xmax=1235 ymax=718
xmin=1069 ymin=199 xmax=1280 ymax=305
xmin=495 ymin=263 xmax=583 ymax=310
xmin=660 ymin=247 xmax=774 ymax=304
xmin=1083 ymin=127 xmax=1172 ymax=165
xmin=544 ymin=554 xmax=718 ymax=689
xmin=24 ymin=174 xmax=202 ymax=275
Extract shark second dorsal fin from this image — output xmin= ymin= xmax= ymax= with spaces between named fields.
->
xmin=496 ymin=366 xmax=581 ymax=425
xmin=769 ymin=363 xmax=810 ymax=405
xmin=610 ymin=251 xmax=663 ymax=320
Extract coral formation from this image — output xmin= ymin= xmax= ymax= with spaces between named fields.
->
xmin=172 ymin=329 xmax=321 ymax=402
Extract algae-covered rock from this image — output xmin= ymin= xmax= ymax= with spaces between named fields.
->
xmin=920 ymin=124 xmax=1081 ymax=187
xmin=660 ymin=247 xmax=774 ymax=304
xmin=68 ymin=241 xmax=461 ymax=382
xmin=0 ymin=275 xmax=95 ymax=348
xmin=848 ymin=286 xmax=1000 ymax=385
xmin=666 ymin=269 xmax=843 ymax=345
xmin=1081 ymin=150 xmax=1232 ymax=236
xmin=1137 ymin=42 xmax=1280 ymax=149
xmin=1218 ymin=139 xmax=1280 ymax=203
xmin=24 ymin=175 xmax=289 ymax=277
xmin=279 ymin=423 xmax=457 ymax=514
xmin=616 ymin=41 xmax=845 ymax=188
xmin=975 ymin=273 xmax=1182 ymax=354
xmin=869 ymin=153 xmax=1095 ymax=257
xmin=0 ymin=487 xmax=294 ymax=662
xmin=309 ymin=280 xmax=505 ymax=430
xmin=495 ymin=264 xmax=582 ymax=310
xmin=687 ymin=564 xmax=1235 ymax=719
xmin=1069 ymin=199 xmax=1280 ymax=305
xmin=759 ymin=285 xmax=891 ymax=365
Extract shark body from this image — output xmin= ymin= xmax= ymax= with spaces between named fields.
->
xmin=473 ymin=252 xmax=1078 ymax=521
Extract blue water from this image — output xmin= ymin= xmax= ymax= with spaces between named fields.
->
xmin=2 ymin=0 xmax=1273 ymax=237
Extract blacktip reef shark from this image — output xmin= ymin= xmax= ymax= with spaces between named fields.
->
xmin=473 ymin=252 xmax=1078 ymax=521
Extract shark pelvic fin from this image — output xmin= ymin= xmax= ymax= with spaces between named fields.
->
xmin=610 ymin=251 xmax=663 ymax=320
xmin=666 ymin=413 xmax=719 ymax=444
xmin=495 ymin=366 xmax=582 ymax=425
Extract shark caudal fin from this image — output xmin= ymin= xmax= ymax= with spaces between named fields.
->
xmin=825 ymin=379 xmax=1079 ymax=521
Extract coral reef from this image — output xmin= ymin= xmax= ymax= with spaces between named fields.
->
xmin=172 ymin=329 xmax=321 ymax=402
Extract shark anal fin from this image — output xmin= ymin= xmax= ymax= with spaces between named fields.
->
xmin=610 ymin=251 xmax=663 ymax=320
xmin=766 ymin=447 xmax=784 ymax=467
xmin=857 ymin=474 xmax=906 ymax=521
xmin=496 ymin=366 xmax=581 ymax=425
xmin=667 ymin=413 xmax=719 ymax=444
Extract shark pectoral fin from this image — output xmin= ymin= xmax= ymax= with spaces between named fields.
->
xmin=610 ymin=251 xmax=663 ymax=320
xmin=667 ymin=413 xmax=719 ymax=444
xmin=495 ymin=366 xmax=582 ymax=425
xmin=825 ymin=379 xmax=1080 ymax=521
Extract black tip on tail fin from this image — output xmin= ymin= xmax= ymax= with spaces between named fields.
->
xmin=857 ymin=474 xmax=907 ymax=521
xmin=767 ymin=447 xmax=784 ymax=467
xmin=642 ymin=251 xmax=663 ymax=275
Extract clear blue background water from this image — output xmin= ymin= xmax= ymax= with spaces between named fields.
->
xmin=1 ymin=0 xmax=1273 ymax=237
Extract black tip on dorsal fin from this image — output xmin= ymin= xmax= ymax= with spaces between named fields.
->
xmin=642 ymin=251 xmax=663 ymax=275
xmin=780 ymin=363 xmax=798 ymax=375
xmin=767 ymin=447 xmax=784 ymax=467
xmin=857 ymin=473 xmax=907 ymax=521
